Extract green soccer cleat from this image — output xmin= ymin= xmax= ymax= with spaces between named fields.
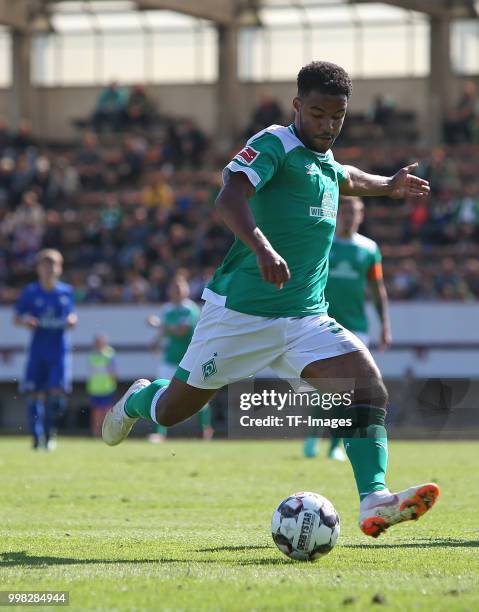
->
xmin=102 ymin=379 xmax=151 ymax=446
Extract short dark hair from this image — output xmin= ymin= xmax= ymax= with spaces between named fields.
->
xmin=297 ymin=61 xmax=352 ymax=99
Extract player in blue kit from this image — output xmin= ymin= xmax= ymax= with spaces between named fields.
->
xmin=14 ymin=249 xmax=77 ymax=449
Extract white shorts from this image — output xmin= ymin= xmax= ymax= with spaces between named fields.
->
xmin=176 ymin=302 xmax=367 ymax=390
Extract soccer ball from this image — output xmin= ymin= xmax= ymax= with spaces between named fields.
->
xmin=271 ymin=491 xmax=340 ymax=561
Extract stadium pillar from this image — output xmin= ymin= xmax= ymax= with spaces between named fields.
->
xmin=217 ymin=22 xmax=240 ymax=150
xmin=10 ymin=29 xmax=33 ymax=126
xmin=428 ymin=15 xmax=452 ymax=146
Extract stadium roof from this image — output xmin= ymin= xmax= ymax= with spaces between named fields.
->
xmin=65 ymin=0 xmax=479 ymax=20
xmin=1 ymin=1 xmax=476 ymax=31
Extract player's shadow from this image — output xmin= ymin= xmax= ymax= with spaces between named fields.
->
xmin=194 ymin=545 xmax=286 ymax=566
xmin=235 ymin=558 xmax=289 ymax=566
xmin=0 ymin=550 xmax=301 ymax=568
xmin=195 ymin=545 xmax=271 ymax=553
xmin=344 ymin=538 xmax=479 ymax=549
xmin=1 ymin=551 xmax=275 ymax=568
xmin=0 ymin=551 xmax=168 ymax=568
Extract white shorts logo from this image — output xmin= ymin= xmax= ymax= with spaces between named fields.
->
xmin=202 ymin=355 xmax=217 ymax=380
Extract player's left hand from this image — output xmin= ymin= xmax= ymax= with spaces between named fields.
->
xmin=65 ymin=313 xmax=78 ymax=329
xmin=389 ymin=163 xmax=430 ymax=199
xmin=379 ymin=326 xmax=392 ymax=352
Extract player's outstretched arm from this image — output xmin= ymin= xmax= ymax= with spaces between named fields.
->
xmin=340 ymin=163 xmax=430 ymax=199
xmin=215 ymin=172 xmax=291 ymax=289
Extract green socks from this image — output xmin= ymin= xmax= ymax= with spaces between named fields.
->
xmin=124 ymin=379 xmax=169 ymax=421
xmin=154 ymin=403 xmax=211 ymax=435
xmin=336 ymin=405 xmax=388 ymax=500
xmin=344 ymin=427 xmax=388 ymax=500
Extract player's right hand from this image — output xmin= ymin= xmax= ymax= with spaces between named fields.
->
xmin=25 ymin=317 xmax=39 ymax=330
xmin=255 ymin=244 xmax=291 ymax=289
xmin=149 ymin=340 xmax=161 ymax=353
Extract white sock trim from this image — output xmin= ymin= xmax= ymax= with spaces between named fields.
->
xmin=150 ymin=385 xmax=168 ymax=424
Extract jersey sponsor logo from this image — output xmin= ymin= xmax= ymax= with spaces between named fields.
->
xmin=202 ymin=353 xmax=217 ymax=380
xmin=235 ymin=146 xmax=260 ymax=165
xmin=310 ymin=189 xmax=337 ymax=220
xmin=39 ymin=316 xmax=66 ymax=329
xmin=321 ymin=190 xmax=337 ymax=214
xmin=309 ymin=205 xmax=336 ymax=220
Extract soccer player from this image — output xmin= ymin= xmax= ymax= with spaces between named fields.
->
xmin=304 ymin=196 xmax=391 ymax=459
xmin=146 ymin=275 xmax=213 ymax=442
xmin=14 ymin=249 xmax=77 ymax=449
xmin=87 ymin=333 xmax=117 ymax=437
xmin=103 ymin=62 xmax=439 ymax=537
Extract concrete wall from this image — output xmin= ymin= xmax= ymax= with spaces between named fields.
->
xmin=1 ymin=302 xmax=479 ymax=382
xmin=0 ymin=76 xmax=476 ymax=142
xmin=1 ymin=302 xmax=478 ymax=435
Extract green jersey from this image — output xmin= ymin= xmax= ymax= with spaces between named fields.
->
xmin=204 ymin=124 xmax=348 ymax=317
xmin=162 ymin=300 xmax=200 ymax=365
xmin=326 ymin=233 xmax=382 ymax=333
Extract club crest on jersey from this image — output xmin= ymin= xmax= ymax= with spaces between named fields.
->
xmin=235 ymin=146 xmax=259 ymax=165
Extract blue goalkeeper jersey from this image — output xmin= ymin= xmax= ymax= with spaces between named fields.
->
xmin=15 ymin=281 xmax=75 ymax=357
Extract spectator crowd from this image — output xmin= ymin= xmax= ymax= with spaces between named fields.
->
xmin=0 ymin=87 xmax=479 ymax=305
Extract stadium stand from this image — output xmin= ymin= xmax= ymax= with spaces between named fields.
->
xmin=0 ymin=113 xmax=478 ymax=306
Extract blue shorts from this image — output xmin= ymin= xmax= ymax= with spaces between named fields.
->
xmin=22 ymin=353 xmax=72 ymax=394
xmin=89 ymin=393 xmax=115 ymax=408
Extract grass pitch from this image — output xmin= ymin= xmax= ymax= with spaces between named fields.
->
xmin=1 ymin=438 xmax=478 ymax=611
